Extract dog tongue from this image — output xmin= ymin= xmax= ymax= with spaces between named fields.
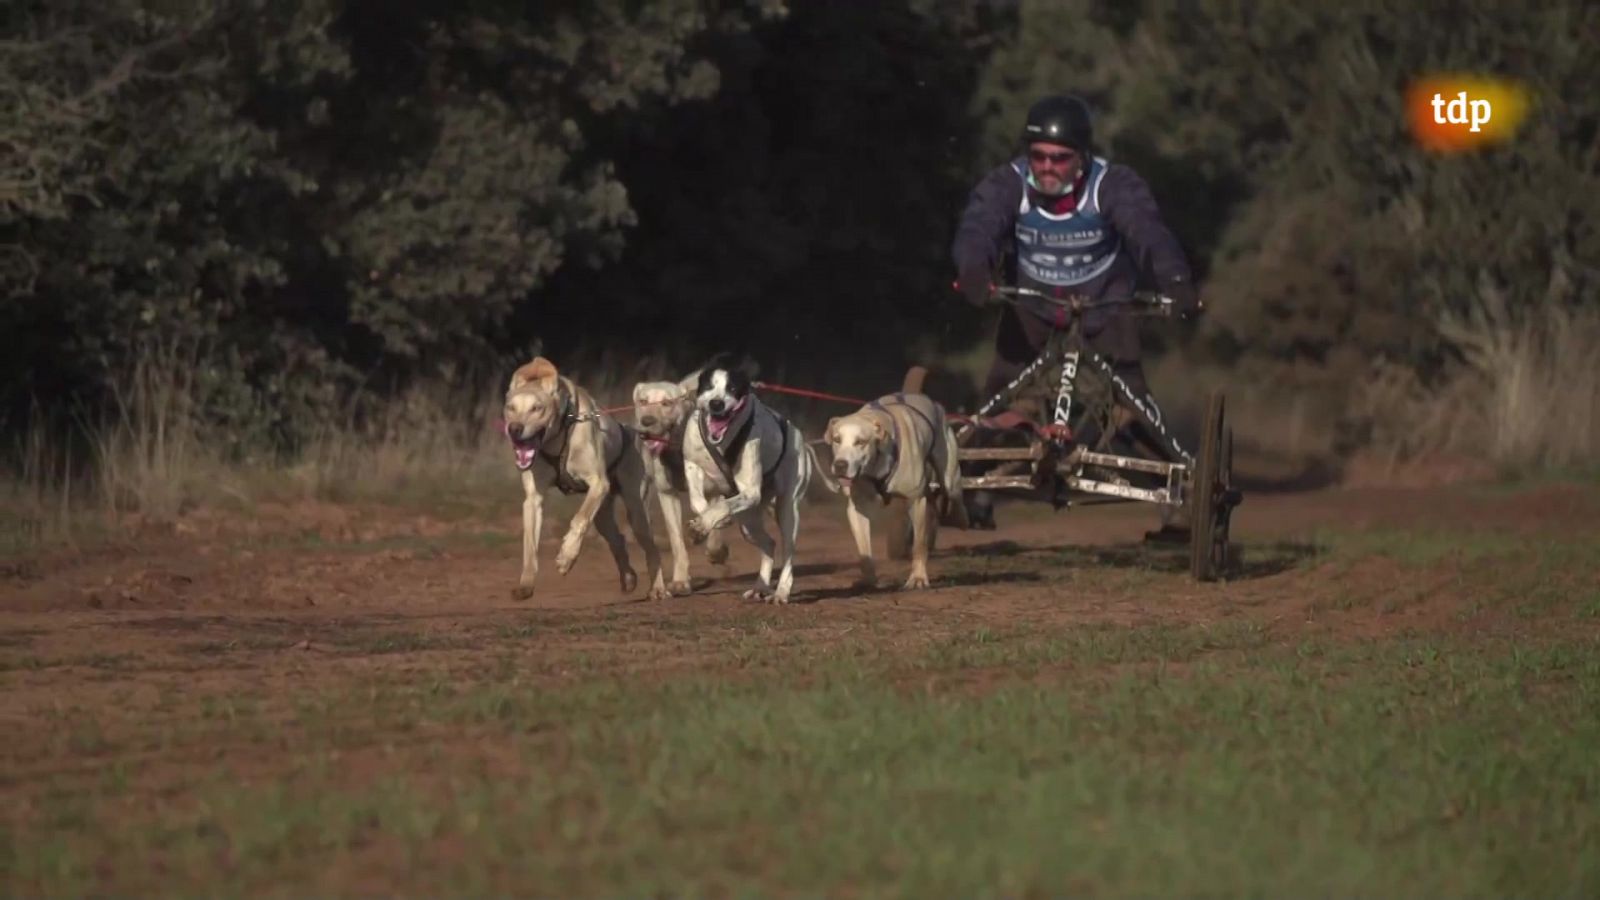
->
xmin=513 ymin=441 xmax=539 ymax=470
xmin=644 ymin=436 xmax=669 ymax=456
xmin=708 ymin=397 xmax=745 ymax=442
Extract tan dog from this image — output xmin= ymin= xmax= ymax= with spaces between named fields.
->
xmin=630 ymin=374 xmax=729 ymax=594
xmin=823 ymin=391 xmax=963 ymax=590
xmin=502 ymin=357 xmax=668 ymax=602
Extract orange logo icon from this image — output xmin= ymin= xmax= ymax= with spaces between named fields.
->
xmin=1406 ymin=75 xmax=1530 ymax=153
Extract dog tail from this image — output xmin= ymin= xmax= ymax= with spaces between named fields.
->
xmin=804 ymin=443 xmax=843 ymax=494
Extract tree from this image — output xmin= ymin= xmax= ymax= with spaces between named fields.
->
xmin=3 ymin=0 xmax=787 ymax=442
xmin=525 ymin=0 xmax=1000 ymax=396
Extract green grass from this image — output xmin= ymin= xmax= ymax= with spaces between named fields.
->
xmin=5 ymin=624 xmax=1597 ymax=898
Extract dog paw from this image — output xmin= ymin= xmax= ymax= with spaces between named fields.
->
xmin=619 ymin=569 xmax=638 ymax=593
xmin=901 ymin=574 xmax=931 ymax=591
xmin=668 ymin=580 xmax=693 ymax=596
xmin=555 ymin=544 xmax=579 ymax=575
xmin=742 ymin=588 xmax=773 ymax=603
xmin=647 ymin=583 xmax=673 ymax=602
xmin=850 ymin=576 xmax=877 ymax=591
xmin=705 ymin=544 xmax=730 ymax=565
xmin=511 ymin=583 xmax=536 ymax=601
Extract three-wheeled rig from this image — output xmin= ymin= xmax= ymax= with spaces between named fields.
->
xmin=906 ymin=285 xmax=1243 ymax=581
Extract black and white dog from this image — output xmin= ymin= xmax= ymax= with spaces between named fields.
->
xmin=681 ymin=355 xmax=822 ymax=604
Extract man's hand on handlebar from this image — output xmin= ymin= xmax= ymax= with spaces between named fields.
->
xmin=955 ymin=270 xmax=992 ymax=308
xmin=1163 ymin=276 xmax=1203 ymax=321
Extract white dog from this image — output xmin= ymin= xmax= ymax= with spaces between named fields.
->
xmin=630 ymin=373 xmax=729 ymax=595
xmin=824 ymin=391 xmax=963 ymax=590
xmin=680 ymin=356 xmax=820 ymax=604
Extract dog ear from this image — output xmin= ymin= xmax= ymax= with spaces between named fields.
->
xmin=510 ymin=357 xmax=559 ymax=392
xmin=676 ymin=369 xmax=703 ymax=394
xmin=873 ymin=419 xmax=890 ymax=444
xmin=825 ymin=417 xmax=840 ymax=443
xmin=631 ymin=382 xmax=650 ymax=405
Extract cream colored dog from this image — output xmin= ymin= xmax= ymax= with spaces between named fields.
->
xmin=502 ymin=357 xmax=668 ymax=602
xmin=630 ymin=373 xmax=729 ymax=594
xmin=823 ymin=391 xmax=963 ymax=590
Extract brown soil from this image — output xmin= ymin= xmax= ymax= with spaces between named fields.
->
xmin=4 ymin=479 xmax=1598 ymax=894
xmin=4 ymin=480 xmax=1595 ymax=680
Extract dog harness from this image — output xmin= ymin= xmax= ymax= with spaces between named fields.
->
xmin=1012 ymin=155 xmax=1121 ymax=289
xmin=866 ymin=393 xmax=944 ymax=498
xmin=698 ymin=400 xmax=788 ymax=499
xmin=659 ymin=415 xmax=693 ymax=493
xmin=533 ymin=385 xmax=628 ymax=495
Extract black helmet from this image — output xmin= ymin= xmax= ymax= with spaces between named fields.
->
xmin=1020 ymin=94 xmax=1093 ymax=153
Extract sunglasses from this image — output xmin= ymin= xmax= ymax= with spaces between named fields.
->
xmin=1029 ymin=149 xmax=1078 ymax=164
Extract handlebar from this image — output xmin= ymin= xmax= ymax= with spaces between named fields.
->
xmin=952 ymin=281 xmax=1181 ymax=317
xmin=990 ymin=285 xmax=1175 ymax=316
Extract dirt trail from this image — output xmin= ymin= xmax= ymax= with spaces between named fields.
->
xmin=3 ymin=480 xmax=1597 ymax=804
xmin=3 ymin=480 xmax=1594 ymax=653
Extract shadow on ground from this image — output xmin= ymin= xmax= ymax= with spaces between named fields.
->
xmin=945 ymin=538 xmax=1321 ymax=581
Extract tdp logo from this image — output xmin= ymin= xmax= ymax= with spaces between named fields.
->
xmin=1431 ymin=91 xmax=1491 ymax=132
xmin=1407 ymin=75 xmax=1529 ymax=153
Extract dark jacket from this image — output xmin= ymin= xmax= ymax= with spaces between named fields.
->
xmin=951 ymin=156 xmax=1192 ymax=323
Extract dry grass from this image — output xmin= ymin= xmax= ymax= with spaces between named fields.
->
xmin=1147 ymin=353 xmax=1343 ymax=469
xmin=1152 ymin=289 xmax=1600 ymax=484
xmin=1353 ymin=289 xmax=1600 ymax=474
xmin=281 ymin=379 xmax=511 ymax=507
xmin=5 ymin=293 xmax=1595 ymax=560
xmin=0 ymin=406 xmax=95 ymax=558
xmin=92 ymin=339 xmax=226 ymax=520
xmin=2 ymin=349 xmax=704 ymax=556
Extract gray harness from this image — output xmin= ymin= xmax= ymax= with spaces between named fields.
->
xmin=866 ymin=392 xmax=943 ymax=497
xmin=698 ymin=399 xmax=789 ymax=498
